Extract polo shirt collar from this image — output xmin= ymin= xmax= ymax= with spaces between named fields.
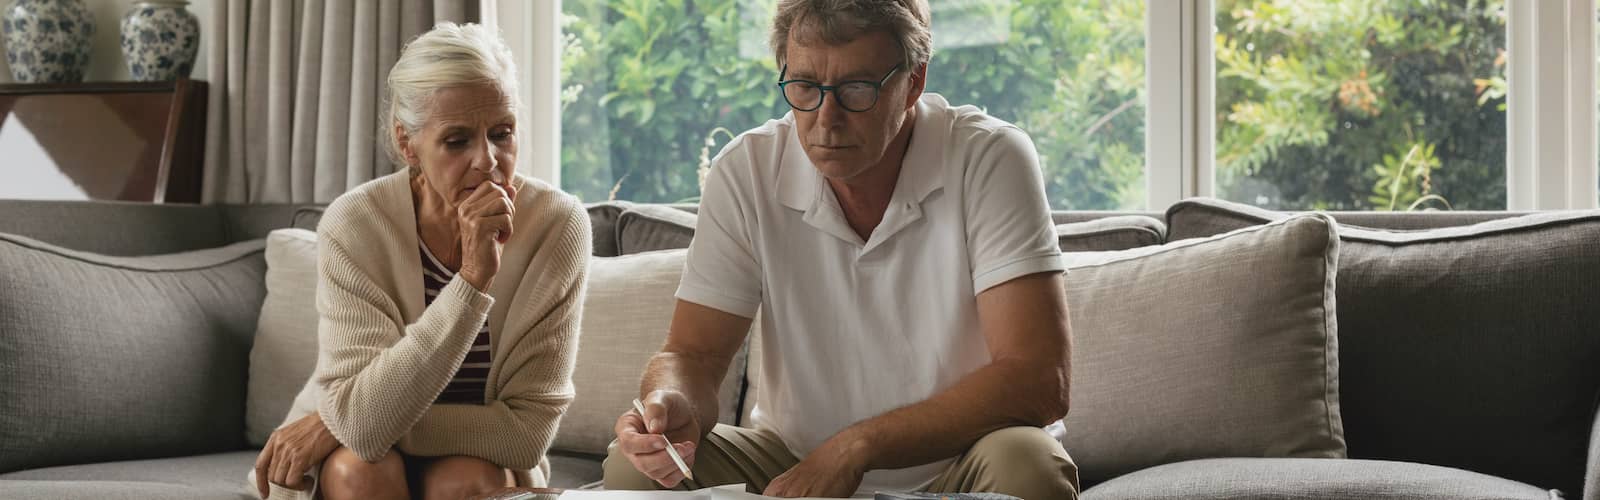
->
xmin=774 ymin=95 xmax=949 ymax=250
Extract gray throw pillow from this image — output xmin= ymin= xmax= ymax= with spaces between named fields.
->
xmin=1164 ymin=197 xmax=1600 ymax=495
xmin=1061 ymin=214 xmax=1345 ymax=485
xmin=0 ymin=234 xmax=267 ymax=473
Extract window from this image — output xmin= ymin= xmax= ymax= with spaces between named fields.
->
xmin=534 ymin=0 xmax=1600 ymax=211
xmin=1213 ymin=0 xmax=1507 ymax=211
xmin=559 ymin=0 xmax=1147 ymax=210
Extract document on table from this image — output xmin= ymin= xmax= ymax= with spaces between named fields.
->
xmin=557 ymin=484 xmax=852 ymax=500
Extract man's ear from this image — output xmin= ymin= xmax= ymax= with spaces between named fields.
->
xmin=395 ymin=122 xmax=418 ymax=166
xmin=904 ymin=63 xmax=927 ymax=109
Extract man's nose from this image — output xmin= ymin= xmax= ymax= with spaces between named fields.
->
xmin=815 ymin=91 xmax=849 ymax=128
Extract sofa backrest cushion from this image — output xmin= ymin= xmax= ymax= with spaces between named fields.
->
xmin=616 ymin=205 xmax=697 ymax=255
xmin=1061 ymin=214 xmax=1346 ymax=485
xmin=0 ymin=233 xmax=267 ymax=473
xmin=1055 ymin=216 xmax=1165 ymax=251
xmin=0 ymin=200 xmax=228 ymax=256
xmin=615 ymin=206 xmax=1168 ymax=257
xmin=219 ymin=204 xmax=326 ymax=243
xmin=558 ymin=249 xmax=751 ymax=455
xmin=1165 ymin=197 xmax=1600 ymax=494
xmin=587 ymin=202 xmax=632 ymax=258
xmin=1165 ymin=197 xmax=1528 ymax=240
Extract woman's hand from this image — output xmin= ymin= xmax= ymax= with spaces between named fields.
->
xmin=254 ymin=412 xmax=341 ymax=497
xmin=457 ymin=179 xmax=517 ymax=292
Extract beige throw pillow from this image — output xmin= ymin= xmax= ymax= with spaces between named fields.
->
xmin=245 ymin=228 xmax=321 ymax=446
xmin=1061 ymin=214 xmax=1346 ymax=485
xmin=557 ymin=249 xmax=750 ymax=456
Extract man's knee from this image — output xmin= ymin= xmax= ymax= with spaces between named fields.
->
xmin=967 ymin=427 xmax=1079 ymax=499
xmin=320 ymin=447 xmax=408 ymax=500
xmin=602 ymin=439 xmax=662 ymax=491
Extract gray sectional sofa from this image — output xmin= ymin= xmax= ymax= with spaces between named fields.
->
xmin=0 ymin=197 xmax=1595 ymax=500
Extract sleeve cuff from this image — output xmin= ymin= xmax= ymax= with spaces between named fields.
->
xmin=440 ymin=274 xmax=496 ymax=316
xmin=676 ymin=282 xmax=760 ymax=319
xmin=972 ymin=254 xmax=1067 ymax=295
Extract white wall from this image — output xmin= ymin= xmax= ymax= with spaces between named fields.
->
xmin=0 ymin=0 xmax=211 ymax=83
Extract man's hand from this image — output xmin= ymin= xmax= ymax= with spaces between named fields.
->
xmin=254 ymin=412 xmax=341 ymax=497
xmin=612 ymin=390 xmax=702 ymax=487
xmin=762 ymin=436 xmax=869 ymax=498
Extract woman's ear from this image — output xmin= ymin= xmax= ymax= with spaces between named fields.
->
xmin=394 ymin=122 xmax=418 ymax=166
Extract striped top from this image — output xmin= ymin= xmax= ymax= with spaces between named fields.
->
xmin=420 ymin=242 xmax=491 ymax=404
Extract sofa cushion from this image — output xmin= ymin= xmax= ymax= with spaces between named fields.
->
xmin=0 ymin=234 xmax=267 ymax=473
xmin=290 ymin=207 xmax=324 ymax=231
xmin=0 ymin=449 xmax=604 ymax=496
xmin=1054 ymin=215 xmax=1165 ymax=251
xmin=1061 ymin=214 xmax=1345 ymax=485
xmin=1081 ymin=458 xmax=1558 ymax=500
xmin=1165 ymin=198 xmax=1526 ymax=239
xmin=557 ymin=250 xmax=749 ymax=455
xmin=0 ymin=481 xmax=250 ymax=500
xmin=245 ymin=229 xmax=322 ymax=446
xmin=219 ymin=204 xmax=325 ymax=243
xmin=1165 ymin=197 xmax=1600 ymax=495
xmin=0 ymin=200 xmax=228 ymax=256
xmin=616 ymin=205 xmax=697 ymax=255
xmin=0 ymin=450 xmax=258 ymax=498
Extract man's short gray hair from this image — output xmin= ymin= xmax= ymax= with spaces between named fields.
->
xmin=769 ymin=0 xmax=933 ymax=71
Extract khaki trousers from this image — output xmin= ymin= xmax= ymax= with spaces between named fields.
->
xmin=602 ymin=424 xmax=1079 ymax=500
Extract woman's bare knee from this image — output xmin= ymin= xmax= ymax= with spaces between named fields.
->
xmin=320 ymin=446 xmax=408 ymax=500
xmin=420 ymin=455 xmax=508 ymax=500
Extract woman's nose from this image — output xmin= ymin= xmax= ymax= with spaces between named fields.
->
xmin=471 ymin=140 xmax=498 ymax=173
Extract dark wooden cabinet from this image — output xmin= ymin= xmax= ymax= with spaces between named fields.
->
xmin=0 ymin=79 xmax=207 ymax=203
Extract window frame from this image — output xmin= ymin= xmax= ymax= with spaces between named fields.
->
xmin=507 ymin=0 xmax=1600 ymax=210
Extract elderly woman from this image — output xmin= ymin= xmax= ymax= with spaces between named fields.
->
xmin=247 ymin=22 xmax=589 ymax=500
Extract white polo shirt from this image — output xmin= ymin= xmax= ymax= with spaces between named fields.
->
xmin=676 ymin=94 xmax=1064 ymax=493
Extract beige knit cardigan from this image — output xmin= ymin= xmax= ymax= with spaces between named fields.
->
xmin=256 ymin=171 xmax=589 ymax=499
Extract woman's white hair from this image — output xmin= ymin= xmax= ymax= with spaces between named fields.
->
xmin=769 ymin=0 xmax=933 ymax=70
xmin=383 ymin=22 xmax=520 ymax=172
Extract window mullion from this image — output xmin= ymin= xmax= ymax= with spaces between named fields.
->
xmin=1147 ymin=0 xmax=1189 ymax=209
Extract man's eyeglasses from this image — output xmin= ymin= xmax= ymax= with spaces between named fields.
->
xmin=776 ymin=63 xmax=902 ymax=113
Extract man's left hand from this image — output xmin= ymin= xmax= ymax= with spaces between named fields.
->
xmin=762 ymin=438 xmax=868 ymax=498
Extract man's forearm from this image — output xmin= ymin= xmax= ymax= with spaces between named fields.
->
xmin=830 ymin=357 xmax=1069 ymax=471
xmin=640 ymin=351 xmax=728 ymax=437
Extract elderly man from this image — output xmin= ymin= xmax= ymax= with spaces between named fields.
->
xmin=602 ymin=0 xmax=1078 ymax=498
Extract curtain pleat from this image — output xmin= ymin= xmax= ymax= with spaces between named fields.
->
xmin=202 ymin=0 xmax=483 ymax=204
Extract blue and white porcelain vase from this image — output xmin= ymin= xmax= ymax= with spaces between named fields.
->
xmin=1 ymin=0 xmax=94 ymax=83
xmin=119 ymin=0 xmax=197 ymax=81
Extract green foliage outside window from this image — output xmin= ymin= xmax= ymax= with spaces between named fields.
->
xmin=561 ymin=0 xmax=1506 ymax=211
xmin=1216 ymin=0 xmax=1507 ymax=210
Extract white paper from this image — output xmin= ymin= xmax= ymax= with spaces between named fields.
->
xmin=558 ymin=484 xmax=845 ymax=500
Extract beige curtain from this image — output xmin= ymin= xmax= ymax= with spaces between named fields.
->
xmin=202 ymin=0 xmax=482 ymax=204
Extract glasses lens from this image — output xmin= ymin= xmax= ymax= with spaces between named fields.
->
xmin=837 ymin=83 xmax=879 ymax=111
xmin=783 ymin=82 xmax=823 ymax=110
